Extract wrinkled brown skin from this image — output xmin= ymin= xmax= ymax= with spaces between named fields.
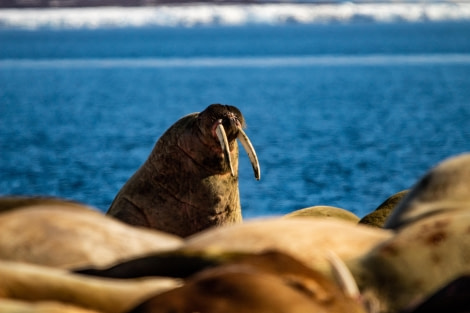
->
xmin=107 ymin=104 xmax=244 ymax=237
xmin=128 ymin=251 xmax=366 ymax=313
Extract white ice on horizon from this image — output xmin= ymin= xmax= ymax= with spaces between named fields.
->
xmin=1 ymin=2 xmax=470 ymax=29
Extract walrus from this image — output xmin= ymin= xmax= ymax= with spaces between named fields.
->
xmin=400 ymin=275 xmax=470 ymax=313
xmin=127 ymin=251 xmax=366 ymax=313
xmin=183 ymin=217 xmax=392 ymax=275
xmin=284 ymin=205 xmax=360 ymax=223
xmin=359 ymin=190 xmax=409 ymax=228
xmin=107 ymin=104 xmax=260 ymax=237
xmin=384 ymin=153 xmax=470 ymax=229
xmin=0 ymin=260 xmax=180 ymax=313
xmin=351 ymin=209 xmax=470 ymax=313
xmin=0 ymin=195 xmax=90 ymax=214
xmin=0 ymin=198 xmax=183 ymax=269
xmin=0 ymin=299 xmax=101 ymax=313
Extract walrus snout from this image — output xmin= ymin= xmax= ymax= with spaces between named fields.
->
xmin=221 ymin=112 xmax=243 ymax=140
xmin=208 ymin=105 xmax=260 ymax=180
xmin=212 ymin=118 xmax=240 ymax=143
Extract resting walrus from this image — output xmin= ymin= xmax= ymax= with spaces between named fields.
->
xmin=107 ymin=104 xmax=260 ymax=237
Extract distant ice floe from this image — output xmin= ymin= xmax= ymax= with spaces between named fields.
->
xmin=1 ymin=2 xmax=470 ymax=29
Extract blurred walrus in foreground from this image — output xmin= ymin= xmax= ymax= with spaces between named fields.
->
xmin=384 ymin=153 xmax=470 ymax=229
xmin=107 ymin=104 xmax=260 ymax=237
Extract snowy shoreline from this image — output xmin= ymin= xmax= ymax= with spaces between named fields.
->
xmin=1 ymin=1 xmax=470 ymax=29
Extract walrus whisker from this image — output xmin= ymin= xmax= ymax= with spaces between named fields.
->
xmin=237 ymin=127 xmax=261 ymax=180
xmin=215 ymin=122 xmax=235 ymax=177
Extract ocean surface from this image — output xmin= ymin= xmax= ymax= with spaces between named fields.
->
xmin=1 ymin=3 xmax=470 ymax=219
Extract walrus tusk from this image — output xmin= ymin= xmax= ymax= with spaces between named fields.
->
xmin=215 ymin=123 xmax=235 ymax=177
xmin=237 ymin=127 xmax=261 ymax=180
xmin=326 ymin=250 xmax=360 ymax=299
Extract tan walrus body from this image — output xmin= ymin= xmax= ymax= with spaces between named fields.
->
xmin=0 ymin=200 xmax=183 ymax=269
xmin=107 ymin=104 xmax=260 ymax=237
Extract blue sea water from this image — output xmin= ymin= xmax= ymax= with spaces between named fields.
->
xmin=1 ymin=15 xmax=470 ymax=219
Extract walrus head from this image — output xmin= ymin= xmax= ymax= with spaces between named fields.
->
xmin=198 ymin=104 xmax=260 ymax=180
